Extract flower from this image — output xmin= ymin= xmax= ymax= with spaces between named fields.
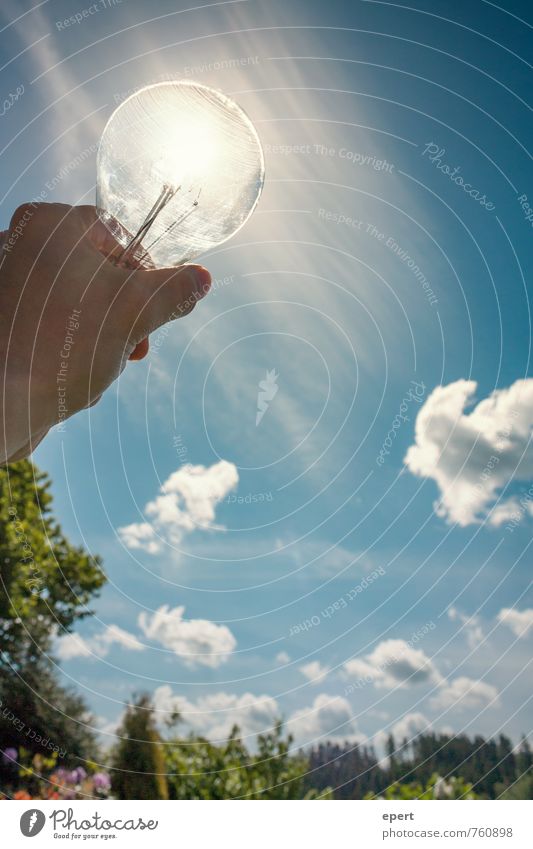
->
xmin=68 ymin=767 xmax=87 ymax=785
xmin=433 ymin=776 xmax=453 ymax=798
xmin=92 ymin=772 xmax=111 ymax=791
xmin=61 ymin=788 xmax=77 ymax=799
xmin=1 ymin=747 xmax=17 ymax=764
xmin=14 ymin=790 xmax=32 ymax=800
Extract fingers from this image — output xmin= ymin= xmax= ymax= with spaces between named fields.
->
xmin=3 ymin=203 xmax=212 ymax=355
xmin=128 ymin=337 xmax=150 ymax=361
xmin=125 ymin=264 xmax=212 ymax=340
xmin=76 ymin=206 xmax=127 ymax=260
xmin=4 ymin=202 xmax=40 ymax=247
xmin=8 ymin=201 xmax=41 ymax=229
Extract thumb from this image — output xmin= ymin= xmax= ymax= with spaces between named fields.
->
xmin=126 ymin=264 xmax=211 ymax=340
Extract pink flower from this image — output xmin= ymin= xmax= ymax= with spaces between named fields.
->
xmin=1 ymin=748 xmax=17 ymax=764
xmin=93 ymin=772 xmax=111 ymax=791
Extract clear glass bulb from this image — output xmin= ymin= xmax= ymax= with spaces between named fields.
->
xmin=96 ymin=81 xmax=264 ymax=268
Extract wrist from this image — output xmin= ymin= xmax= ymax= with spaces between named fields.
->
xmin=0 ymin=374 xmax=53 ymax=462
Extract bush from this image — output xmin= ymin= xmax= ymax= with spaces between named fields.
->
xmin=110 ymin=695 xmax=168 ymax=800
xmin=165 ymin=721 xmax=332 ymax=799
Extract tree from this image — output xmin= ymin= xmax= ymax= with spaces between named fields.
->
xmin=365 ymin=774 xmax=479 ymax=800
xmin=306 ymin=732 xmax=529 ymax=799
xmin=165 ymin=721 xmax=331 ymax=799
xmin=0 ymin=461 xmax=105 ymax=767
xmin=305 ymin=740 xmax=383 ymax=799
xmin=110 ymin=695 xmax=169 ymax=800
xmin=495 ymin=774 xmax=533 ymax=799
xmin=0 ymin=461 xmax=105 ymax=669
xmin=0 ymin=657 xmax=97 ymax=762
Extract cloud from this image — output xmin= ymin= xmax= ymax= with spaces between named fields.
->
xmin=153 ymin=687 xmax=360 ymax=748
xmin=497 ymin=608 xmax=533 ymax=638
xmin=97 ymin=625 xmax=144 ymax=653
xmin=287 ymin=694 xmax=361 ymax=747
xmin=56 ymin=633 xmax=93 ymax=661
xmin=447 ymin=607 xmax=484 ymax=649
xmin=344 ymin=639 xmax=442 ymax=689
xmin=139 ymin=605 xmax=236 ymax=668
xmin=118 ymin=461 xmax=239 ymax=554
xmin=404 ymin=379 xmax=533 ymax=526
xmin=488 ymin=498 xmax=533 ymax=528
xmin=285 ymin=539 xmax=370 ymax=576
xmin=153 ymin=687 xmax=280 ymax=742
xmin=275 ymin=651 xmax=290 ymax=664
xmin=299 ymin=661 xmax=330 ymax=683
xmin=391 ymin=712 xmax=431 ymax=742
xmin=117 ymin=522 xmax=160 ymax=555
xmin=56 ymin=625 xmax=144 ymax=661
xmin=430 ymin=677 xmax=499 ymax=711
xmin=373 ymin=712 xmax=432 ymax=753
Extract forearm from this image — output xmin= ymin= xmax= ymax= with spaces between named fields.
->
xmin=0 ymin=381 xmax=50 ymax=463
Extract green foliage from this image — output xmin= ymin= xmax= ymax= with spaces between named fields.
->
xmin=0 ymin=460 xmax=106 ymax=668
xmin=365 ymin=773 xmax=479 ymax=800
xmin=110 ymin=695 xmax=169 ymax=800
xmin=165 ymin=721 xmax=331 ymax=800
xmin=0 ymin=460 xmax=104 ymax=763
xmin=0 ymin=656 xmax=97 ymax=761
xmin=307 ymin=732 xmax=531 ymax=799
xmin=495 ymin=773 xmax=533 ymax=799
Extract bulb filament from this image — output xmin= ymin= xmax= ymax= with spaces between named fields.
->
xmin=116 ymin=184 xmax=201 ymax=267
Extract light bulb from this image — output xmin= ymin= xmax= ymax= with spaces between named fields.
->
xmin=96 ymin=81 xmax=264 ymax=268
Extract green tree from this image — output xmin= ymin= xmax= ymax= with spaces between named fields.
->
xmin=495 ymin=773 xmax=533 ymax=799
xmin=0 ymin=657 xmax=97 ymax=762
xmin=0 ymin=461 xmax=105 ymax=668
xmin=111 ymin=695 xmax=169 ymax=800
xmin=0 ymin=461 xmax=105 ymax=766
xmin=365 ymin=773 xmax=479 ymax=800
xmin=165 ymin=721 xmax=331 ymax=799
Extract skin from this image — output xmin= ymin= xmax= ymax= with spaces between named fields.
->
xmin=0 ymin=202 xmax=211 ymax=462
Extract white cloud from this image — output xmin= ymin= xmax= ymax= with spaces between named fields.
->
xmin=285 ymin=539 xmax=370 ymax=576
xmin=404 ymin=379 xmax=533 ymax=526
xmin=299 ymin=661 xmax=330 ymax=683
xmin=118 ymin=461 xmax=239 ymax=554
xmin=153 ymin=687 xmax=361 ymax=748
xmin=391 ymin=712 xmax=431 ymax=742
xmin=487 ymin=498 xmax=533 ymax=528
xmin=56 ymin=632 xmax=93 ymax=661
xmin=497 ymin=607 xmax=533 ymax=638
xmin=344 ymin=639 xmax=442 ymax=689
xmin=117 ymin=522 xmax=160 ymax=555
xmin=287 ymin=694 xmax=361 ymax=747
xmin=430 ymin=677 xmax=499 ymax=711
xmin=153 ymin=686 xmax=280 ymax=742
xmin=275 ymin=651 xmax=290 ymax=664
xmin=139 ymin=605 xmax=236 ymax=668
xmin=448 ymin=607 xmax=484 ymax=649
xmin=56 ymin=625 xmax=144 ymax=660
xmin=373 ymin=712 xmax=431 ymax=753
xmin=98 ymin=624 xmax=144 ymax=652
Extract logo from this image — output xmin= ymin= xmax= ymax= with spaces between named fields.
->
xmin=256 ymin=369 xmax=279 ymax=425
xmin=20 ymin=809 xmax=46 ymax=837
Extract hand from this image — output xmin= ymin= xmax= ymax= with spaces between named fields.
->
xmin=0 ymin=202 xmax=211 ymax=462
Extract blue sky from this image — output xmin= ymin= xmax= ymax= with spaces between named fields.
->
xmin=1 ymin=0 xmax=532 ymax=752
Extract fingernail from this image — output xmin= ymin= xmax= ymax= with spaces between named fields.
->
xmin=190 ymin=266 xmax=212 ymax=299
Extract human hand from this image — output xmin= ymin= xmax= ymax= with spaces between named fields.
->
xmin=0 ymin=202 xmax=211 ymax=462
